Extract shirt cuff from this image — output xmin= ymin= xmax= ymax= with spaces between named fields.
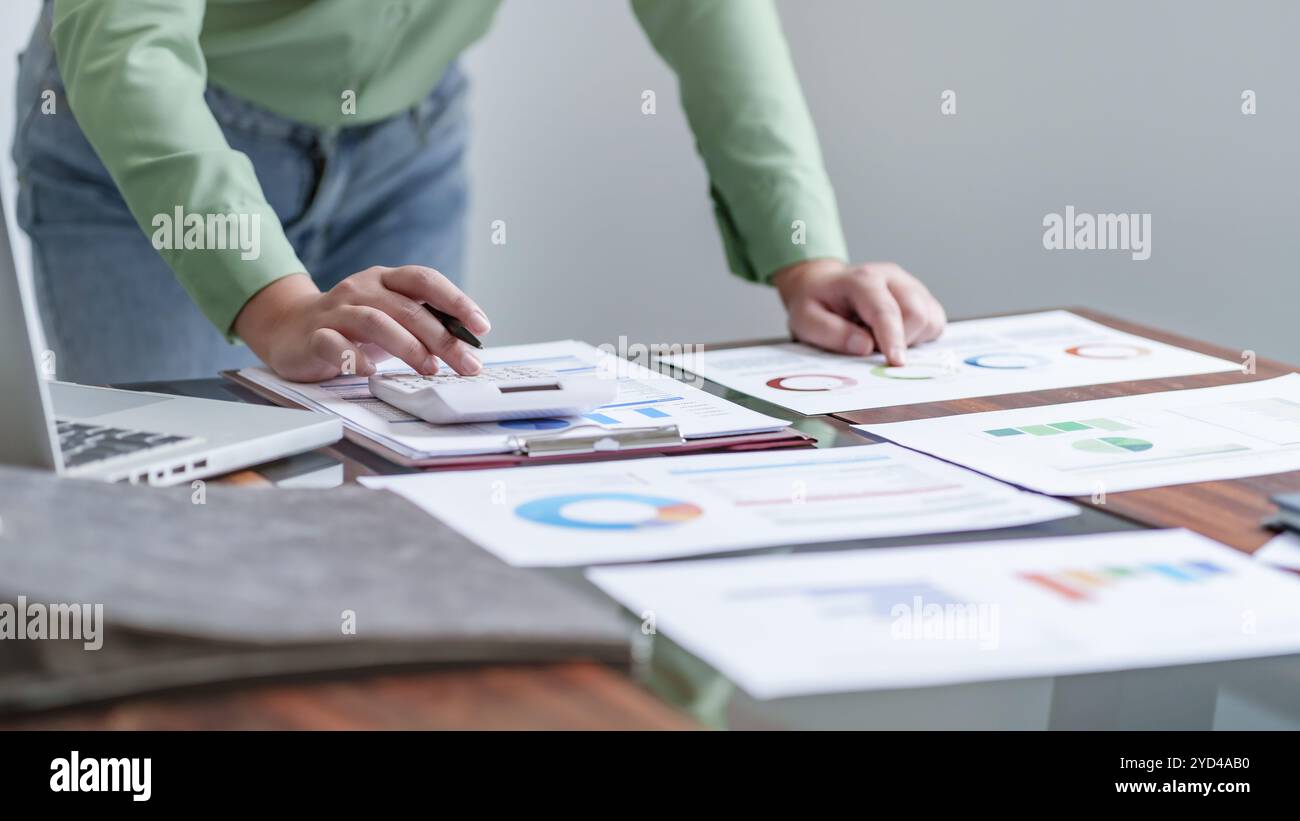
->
xmin=710 ymin=179 xmax=849 ymax=285
xmin=152 ymin=200 xmax=307 ymax=341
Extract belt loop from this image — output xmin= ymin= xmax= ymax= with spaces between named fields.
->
xmin=317 ymin=126 xmax=340 ymax=156
xmin=309 ymin=127 xmax=340 ymax=181
xmin=411 ymin=97 xmax=433 ymax=142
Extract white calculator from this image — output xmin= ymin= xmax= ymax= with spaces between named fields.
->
xmin=368 ymin=366 xmax=618 ymax=425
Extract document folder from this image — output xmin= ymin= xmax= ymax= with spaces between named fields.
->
xmin=222 ymin=368 xmax=813 ymax=470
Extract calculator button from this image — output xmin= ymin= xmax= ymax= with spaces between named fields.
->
xmin=380 ymin=366 xmax=559 ymax=387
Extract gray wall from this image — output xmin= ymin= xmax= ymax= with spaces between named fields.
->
xmin=463 ymin=0 xmax=1299 ymax=360
xmin=5 ymin=1 xmax=1296 ymax=363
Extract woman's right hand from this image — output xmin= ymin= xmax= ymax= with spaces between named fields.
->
xmin=233 ymin=267 xmax=491 ymax=382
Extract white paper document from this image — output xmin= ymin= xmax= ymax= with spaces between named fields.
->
xmin=858 ymin=375 xmax=1300 ymax=495
xmin=588 ymin=530 xmax=1300 ymax=698
xmin=658 ymin=310 xmax=1241 ymax=415
xmin=359 ymin=444 xmax=1077 ymax=566
xmin=1255 ymin=532 xmax=1300 ymax=572
xmin=236 ymin=340 xmax=787 ymax=460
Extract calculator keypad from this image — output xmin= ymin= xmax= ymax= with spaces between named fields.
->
xmin=377 ymin=366 xmax=558 ymax=393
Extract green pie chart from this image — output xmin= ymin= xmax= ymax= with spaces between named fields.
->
xmin=1072 ymin=436 xmax=1154 ymax=455
xmin=870 ymin=363 xmax=947 ymax=381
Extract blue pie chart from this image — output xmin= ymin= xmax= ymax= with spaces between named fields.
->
xmin=963 ymin=353 xmax=1051 ymax=369
xmin=514 ymin=493 xmax=704 ymax=531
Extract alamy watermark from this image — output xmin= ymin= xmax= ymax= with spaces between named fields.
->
xmin=594 ymin=335 xmax=705 ymax=387
xmin=1043 ymin=206 xmax=1151 ymax=261
xmin=891 ymin=596 xmax=1000 ymax=650
xmin=0 ymin=596 xmax=103 ymax=650
xmin=151 ymin=206 xmax=261 ymax=261
xmin=50 ymin=752 xmax=150 ymax=801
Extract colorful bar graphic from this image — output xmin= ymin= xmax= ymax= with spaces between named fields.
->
xmin=1020 ymin=572 xmax=1090 ymax=602
xmin=1019 ymin=425 xmax=1063 ymax=436
xmin=634 ymin=407 xmax=670 ymax=419
xmin=1048 ymin=421 xmax=1090 ymax=432
xmin=1071 ymin=436 xmax=1154 ymax=454
xmin=1147 ymin=563 xmax=1197 ymax=582
xmin=582 ymin=412 xmax=619 ymax=425
xmin=1019 ymin=559 xmax=1229 ymax=603
xmin=983 ymin=418 xmax=1134 ymax=438
xmin=498 ymin=418 xmax=570 ymax=431
xmin=1081 ymin=418 xmax=1135 ymax=431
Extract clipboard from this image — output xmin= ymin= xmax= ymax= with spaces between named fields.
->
xmin=222 ymin=369 xmax=814 ymax=470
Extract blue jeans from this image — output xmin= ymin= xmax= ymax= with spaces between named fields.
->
xmin=11 ymin=4 xmax=470 ymax=384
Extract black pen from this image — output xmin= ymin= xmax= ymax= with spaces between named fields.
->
xmin=425 ymin=304 xmax=483 ymax=349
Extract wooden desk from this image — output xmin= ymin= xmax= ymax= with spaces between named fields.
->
xmin=0 ymin=663 xmax=695 ymax=731
xmin=835 ymin=308 xmax=1300 ymax=551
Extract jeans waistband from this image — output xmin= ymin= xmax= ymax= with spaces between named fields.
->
xmin=202 ymin=60 xmax=466 ymax=146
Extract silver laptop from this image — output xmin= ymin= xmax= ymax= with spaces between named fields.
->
xmin=0 ymin=190 xmax=341 ymax=486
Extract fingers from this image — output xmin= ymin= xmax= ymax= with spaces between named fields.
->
xmin=322 ymin=267 xmax=487 ymax=376
xmin=789 ymin=301 xmax=875 ymax=356
xmin=381 ymin=266 xmax=491 ymax=336
xmin=331 ymin=305 xmax=433 ymax=375
xmin=308 ymin=327 xmax=376 ymax=377
xmin=376 ymin=292 xmax=483 ymax=375
xmin=888 ymin=274 xmax=947 ymax=345
xmin=844 ymin=271 xmax=909 ymax=366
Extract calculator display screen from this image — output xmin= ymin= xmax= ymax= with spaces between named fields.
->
xmin=498 ymin=383 xmax=562 ymax=393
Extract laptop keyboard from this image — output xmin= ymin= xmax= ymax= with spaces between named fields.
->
xmin=56 ymin=420 xmax=196 ymax=469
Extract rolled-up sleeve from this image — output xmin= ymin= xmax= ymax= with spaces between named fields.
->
xmin=631 ymin=0 xmax=849 ymax=283
xmin=51 ymin=0 xmax=306 ymax=338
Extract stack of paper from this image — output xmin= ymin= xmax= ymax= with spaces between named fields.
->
xmin=658 ymin=311 xmax=1241 ymax=415
xmin=588 ymin=529 xmax=1300 ymax=699
xmin=233 ymin=340 xmax=790 ymax=463
xmin=360 ymin=444 xmax=1078 ymax=566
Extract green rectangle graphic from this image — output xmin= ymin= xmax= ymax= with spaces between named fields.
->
xmin=1081 ymin=418 xmax=1133 ymax=431
xmin=1048 ymin=421 xmax=1090 ymax=432
xmin=1020 ymin=425 xmax=1064 ymax=436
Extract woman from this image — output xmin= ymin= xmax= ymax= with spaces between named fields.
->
xmin=14 ymin=0 xmax=945 ymax=385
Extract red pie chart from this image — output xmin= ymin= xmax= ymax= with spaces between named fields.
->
xmin=1065 ymin=343 xmax=1150 ymax=359
xmin=765 ymin=374 xmax=858 ymax=392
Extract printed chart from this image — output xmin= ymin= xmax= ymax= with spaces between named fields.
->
xmin=1019 ymin=558 xmax=1229 ymax=603
xmin=858 ymin=375 xmax=1300 ymax=495
xmin=514 ymin=493 xmax=704 ymax=531
xmin=361 ymin=444 xmax=1077 ymax=566
xmin=588 ymin=530 xmax=1300 ymax=698
xmin=657 ymin=311 xmax=1240 ymax=415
